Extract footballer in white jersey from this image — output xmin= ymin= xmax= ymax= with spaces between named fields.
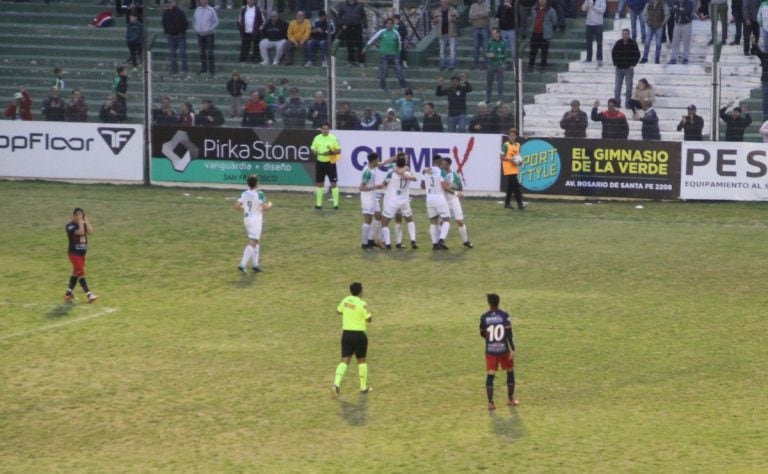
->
xmin=234 ymin=174 xmax=273 ymax=273
xmin=440 ymin=157 xmax=473 ymax=248
xmin=359 ymin=152 xmax=388 ymax=249
xmin=379 ymin=153 xmax=418 ymax=250
xmin=423 ymin=155 xmax=454 ymax=249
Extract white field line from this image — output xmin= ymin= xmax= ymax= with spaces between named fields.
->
xmin=0 ymin=307 xmax=118 ymax=342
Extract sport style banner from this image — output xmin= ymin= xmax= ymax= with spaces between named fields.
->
xmin=0 ymin=121 xmax=143 ymax=181
xmin=680 ymin=142 xmax=768 ymax=200
xmin=515 ymin=137 xmax=681 ymax=199
xmin=151 ymin=126 xmax=317 ymax=186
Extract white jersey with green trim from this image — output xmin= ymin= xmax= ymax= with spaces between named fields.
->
xmin=238 ymin=189 xmax=267 ymax=218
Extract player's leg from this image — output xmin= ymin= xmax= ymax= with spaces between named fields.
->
xmin=362 ymin=213 xmax=373 ymax=248
xmin=315 ymin=163 xmax=327 ymax=209
xmin=437 ymin=204 xmax=451 ymax=249
xmin=402 ymin=205 xmax=417 ymax=249
xmin=369 ymin=208 xmax=382 ymax=247
xmin=356 ymin=332 xmax=370 ymax=392
xmin=334 ymin=331 xmax=354 ymax=395
xmin=238 ymin=220 xmax=254 ymax=272
xmin=250 ymin=239 xmax=261 ymax=271
xmin=329 ymin=164 xmax=340 ymax=209
xmin=429 ymin=213 xmax=439 ymax=247
xmin=380 ymin=205 xmax=394 ymax=248
xmin=65 ymin=253 xmax=79 ymax=301
xmin=486 ymin=354 xmax=500 ymax=409
xmin=394 ymin=213 xmax=403 ymax=247
xmin=72 ymin=255 xmax=97 ymax=303
xmin=504 ymin=352 xmax=518 ymax=405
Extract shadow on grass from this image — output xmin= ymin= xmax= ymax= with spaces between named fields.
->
xmin=337 ymin=394 xmax=368 ymax=426
xmin=429 ymin=249 xmax=468 ymax=262
xmin=231 ymin=274 xmax=258 ymax=288
xmin=46 ymin=303 xmax=75 ymax=319
xmin=489 ymin=407 xmax=525 ymax=443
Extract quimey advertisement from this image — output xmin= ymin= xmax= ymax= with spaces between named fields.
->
xmin=514 ymin=138 xmax=681 ymax=199
xmin=151 ymin=126 xmax=317 ymax=186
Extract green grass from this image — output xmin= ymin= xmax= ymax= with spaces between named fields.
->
xmin=1 ymin=180 xmax=767 ymax=472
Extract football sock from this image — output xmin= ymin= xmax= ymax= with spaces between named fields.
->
xmin=240 ymin=245 xmax=253 ymax=267
xmin=78 ymin=277 xmax=90 ymax=294
xmin=369 ymin=220 xmax=381 ymax=241
xmin=67 ymin=276 xmax=78 ymax=292
xmin=358 ymin=362 xmax=368 ymax=390
xmin=331 ymin=187 xmax=339 ymax=207
xmin=429 ymin=224 xmax=438 ymax=243
xmin=395 ymin=224 xmax=402 ymax=244
xmin=362 ymin=223 xmax=370 ymax=244
xmin=315 ymin=187 xmax=324 ymax=207
xmin=381 ymin=227 xmax=391 ymax=245
xmin=459 ymin=224 xmax=468 ymax=243
xmin=407 ymin=221 xmax=416 ymax=242
xmin=251 ymin=244 xmax=260 ymax=266
xmin=507 ymin=371 xmax=516 ymax=400
xmin=439 ymin=221 xmax=450 ymax=240
xmin=486 ymin=374 xmax=495 ymax=403
xmin=334 ymin=361 xmax=348 ymax=387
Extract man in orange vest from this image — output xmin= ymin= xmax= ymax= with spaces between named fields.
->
xmin=500 ymin=128 xmax=526 ymax=210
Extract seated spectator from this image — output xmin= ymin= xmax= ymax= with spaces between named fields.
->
xmin=336 ymin=102 xmax=359 ymax=129
xmin=391 ymin=88 xmax=422 ymax=131
xmin=3 ymin=88 xmax=33 ymax=121
xmin=281 ymin=87 xmax=307 ymax=129
xmin=197 ymin=99 xmax=224 ymax=126
xmin=380 ymin=108 xmax=402 ymax=131
xmin=242 ymin=91 xmax=268 ymax=127
xmin=468 ymin=101 xmax=495 ymax=133
xmin=99 ymin=94 xmax=127 ymax=123
xmin=306 ymin=91 xmax=328 ymax=129
xmin=591 ymin=98 xmax=629 ymax=139
xmin=89 ymin=10 xmax=114 ymax=28
xmin=41 ymin=86 xmax=66 ymax=121
xmin=263 ymin=82 xmax=283 ymax=120
xmin=286 ymin=10 xmax=310 ymax=65
xmin=422 ymin=102 xmax=444 ymax=131
xmin=226 ymin=71 xmax=247 ymax=117
xmin=152 ymin=95 xmax=178 ymax=125
xmin=260 ymin=11 xmax=289 ymax=65
xmin=491 ymin=102 xmax=515 ymax=132
xmin=359 ymin=107 xmax=382 ymax=131
xmin=636 ymin=99 xmax=660 ymax=140
xmin=628 ymin=78 xmax=654 ymax=117
xmin=676 ymin=104 xmax=704 ymax=140
xmin=559 ymin=99 xmax=588 ymax=138
xmin=65 ymin=89 xmax=88 ymax=122
xmin=306 ymin=10 xmax=333 ymax=67
xmin=178 ymin=101 xmax=195 ymax=126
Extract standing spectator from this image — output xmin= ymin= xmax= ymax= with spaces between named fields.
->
xmin=640 ymin=0 xmax=669 ymax=63
xmin=393 ymin=13 xmax=408 ymax=68
xmin=281 ymin=87 xmax=307 ymax=129
xmin=744 ymin=0 xmax=760 ymax=56
xmin=469 ymin=101 xmax=496 ymax=133
xmin=469 ymin=0 xmax=491 ymax=69
xmin=528 ymin=0 xmax=558 ymax=71
xmin=636 ymin=99 xmax=660 ymax=139
xmin=612 ymin=28 xmax=640 ymax=108
xmin=193 ymin=0 xmax=219 ymax=75
xmin=122 ymin=0 xmax=143 ymax=22
xmin=486 ymin=27 xmax=507 ymax=104
xmin=306 ymin=10 xmax=332 ymax=67
xmin=380 ymin=108 xmax=402 ymax=131
xmin=628 ymin=78 xmax=654 ymax=117
xmin=226 ymin=71 xmax=247 ymax=118
xmin=758 ymin=0 xmax=768 ymax=52
xmin=559 ymin=99 xmax=588 ymax=137
xmin=627 ymin=0 xmax=648 ymax=43
xmin=500 ymin=128 xmax=525 ymax=210
xmin=259 ymin=11 xmax=289 ymax=65
xmin=676 ymin=104 xmax=704 ymax=140
xmin=337 ymin=0 xmax=367 ymax=67
xmin=719 ymin=102 xmax=752 ymax=141
xmin=492 ymin=102 xmax=515 ymax=131
xmin=732 ymin=0 xmax=744 ymax=46
xmin=422 ymin=102 xmax=444 ymax=131
xmin=286 ymin=10 xmax=311 ymax=65
xmin=391 ymin=88 xmax=422 ymax=131
xmin=162 ymin=0 xmax=189 ymax=75
xmin=591 ymin=99 xmax=629 ymax=139
xmin=364 ymin=18 xmax=407 ymax=92
xmin=152 ymin=95 xmax=178 ymax=125
xmin=669 ymin=0 xmax=694 ymax=64
xmin=41 ymin=86 xmax=66 ymax=121
xmin=112 ymin=66 xmax=129 ymax=109
xmin=359 ymin=107 xmax=382 ymax=131
xmin=518 ymin=0 xmax=535 ymax=41
xmin=238 ymin=0 xmax=264 ymax=63
xmin=3 ymin=88 xmax=33 ymax=121
xmin=126 ymin=13 xmax=143 ymax=71
xmin=751 ymin=39 xmax=768 ymax=119
xmin=496 ymin=0 xmax=517 ymax=68
xmin=432 ymin=0 xmax=461 ymax=71
xmin=708 ymin=0 xmax=727 ymax=45
xmin=582 ymin=0 xmax=606 ymax=65
xmin=242 ymin=91 xmax=268 ymax=126
xmin=306 ymin=91 xmax=328 ymax=129
xmin=197 ymin=99 xmax=225 ymax=126
xmin=53 ymin=66 xmax=65 ymax=92
xmin=65 ymin=89 xmax=88 ymax=122
xmin=178 ymin=101 xmax=195 ymax=126
xmin=436 ymin=74 xmax=473 ymax=132
xmin=99 ymin=94 xmax=127 ymax=123
xmin=336 ymin=102 xmax=359 ymax=129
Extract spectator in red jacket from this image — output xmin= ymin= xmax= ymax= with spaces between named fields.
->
xmin=4 ymin=88 xmax=33 ymax=120
xmin=590 ymin=98 xmax=629 ymax=139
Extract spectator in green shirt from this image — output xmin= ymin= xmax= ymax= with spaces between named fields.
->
xmin=486 ymin=28 xmax=508 ymax=104
xmin=363 ymin=18 xmax=407 ymax=92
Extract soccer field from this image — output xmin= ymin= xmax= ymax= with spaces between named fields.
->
xmin=0 ymin=180 xmax=766 ymax=472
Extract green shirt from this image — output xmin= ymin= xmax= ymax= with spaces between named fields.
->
xmin=487 ymin=38 xmax=507 ymax=66
xmin=337 ymin=295 xmax=370 ymax=331
xmin=311 ymin=133 xmax=341 ymax=163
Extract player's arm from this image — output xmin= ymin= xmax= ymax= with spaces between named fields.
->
xmin=234 ymin=200 xmax=244 ymax=210
xmin=82 ymin=216 xmax=93 ymax=234
xmin=440 ymin=178 xmax=455 ymax=195
xmin=505 ymin=324 xmax=515 ymax=352
xmin=364 ymin=305 xmax=372 ymax=323
xmin=479 ymin=318 xmax=486 ymax=338
xmin=261 ymin=201 xmax=273 ymax=211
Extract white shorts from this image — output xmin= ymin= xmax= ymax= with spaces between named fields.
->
xmin=426 ymin=194 xmax=450 ymax=219
xmin=446 ymin=195 xmax=464 ymax=220
xmin=361 ymin=192 xmax=381 ymax=215
xmin=244 ymin=216 xmax=263 ymax=240
xmin=382 ymin=198 xmax=412 ymax=219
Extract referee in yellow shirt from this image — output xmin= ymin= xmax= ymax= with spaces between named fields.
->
xmin=310 ymin=122 xmax=342 ymax=209
xmin=332 ymin=282 xmax=372 ymax=396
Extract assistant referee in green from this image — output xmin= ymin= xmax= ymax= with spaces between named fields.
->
xmin=332 ymin=282 xmax=372 ymax=395
xmin=310 ymin=122 xmax=342 ymax=209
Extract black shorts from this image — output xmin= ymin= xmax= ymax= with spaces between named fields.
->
xmin=316 ymin=161 xmax=338 ymax=184
xmin=341 ymin=330 xmax=368 ymax=359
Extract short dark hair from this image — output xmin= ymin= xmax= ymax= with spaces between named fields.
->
xmin=425 ymin=101 xmax=434 ymax=109
xmin=396 ymin=154 xmax=407 ymax=167
xmin=350 ymin=282 xmax=363 ymax=296
xmin=487 ymin=293 xmax=500 ymax=308
xmin=247 ymin=174 xmax=258 ymax=188
xmin=72 ymin=207 xmax=84 ymax=215
xmin=116 ymin=66 xmax=125 ymax=74
xmin=432 ymin=154 xmax=442 ymax=163
xmin=442 ymin=157 xmax=452 ymax=165
xmin=450 ymin=76 xmax=460 ymax=82
xmin=320 ymin=122 xmax=331 ymax=128
xmin=367 ymin=152 xmax=380 ymax=162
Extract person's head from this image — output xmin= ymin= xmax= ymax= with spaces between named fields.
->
xmin=129 ymin=12 xmax=138 ymax=22
xmin=50 ymin=86 xmax=60 ymax=97
xmin=487 ymin=293 xmax=500 ymax=308
xmin=71 ymin=89 xmax=82 ymax=101
xmin=105 ymin=93 xmax=115 ymax=104
xmin=687 ymin=104 xmax=696 ymax=116
xmin=246 ymin=0 xmax=255 ymax=5
xmin=637 ymin=78 xmax=650 ymax=90
xmin=13 ymin=92 xmax=23 ymax=102
xmin=500 ymin=104 xmax=512 ymax=116
xmin=314 ymin=91 xmax=325 ymax=103
xmin=423 ymin=102 xmax=435 ymax=115
xmin=320 ymin=122 xmax=331 ymax=135
xmin=404 ymin=88 xmax=413 ymax=98
xmin=477 ymin=101 xmax=488 ymax=114
xmin=72 ymin=207 xmax=85 ymax=219
xmin=384 ymin=18 xmax=394 ymax=29
xmin=249 ymin=90 xmax=261 ymax=101
xmin=440 ymin=0 xmax=449 ymax=8
xmin=54 ymin=66 xmax=63 ymax=77
xmin=395 ymin=152 xmax=407 ymax=168
xmin=450 ymin=76 xmax=460 ymax=86
xmin=289 ymin=86 xmax=300 ymax=97
xmin=393 ymin=12 xmax=401 ymax=22
xmin=607 ymin=98 xmax=618 ymax=110
xmin=280 ymin=78 xmax=289 ymax=86
xmin=164 ymin=0 xmax=177 ymax=10
xmin=732 ymin=106 xmax=742 ymax=117
xmin=621 ymin=28 xmax=630 ymax=41
xmin=339 ymin=102 xmax=351 ymax=113
xmin=296 ymin=10 xmax=306 ymax=21
xmin=440 ymin=156 xmax=452 ymax=170
xmin=231 ymin=70 xmax=240 ymax=80
xmin=199 ymin=0 xmax=209 ymax=6
xmin=161 ymin=95 xmax=172 ymax=108
xmin=491 ymin=27 xmax=501 ymax=40
xmin=117 ymin=66 xmax=127 ymax=76
xmin=180 ymin=101 xmax=191 ymax=113
xmin=266 ymin=82 xmax=276 ymax=92
xmin=537 ymin=0 xmax=547 ymax=7
xmin=363 ymin=107 xmax=373 ymax=117
xmin=270 ymin=11 xmax=279 ymax=21
xmin=201 ymin=99 xmax=213 ymax=110
xmin=507 ymin=128 xmax=518 ymax=140
xmin=367 ymin=152 xmax=380 ymax=167
xmin=318 ymin=9 xmax=326 ymax=18
xmin=246 ymin=174 xmax=258 ymax=189
xmin=432 ymin=154 xmax=442 ymax=167
xmin=570 ymin=99 xmax=581 ymax=112
xmin=350 ymin=282 xmax=363 ymax=296
xmin=386 ymin=107 xmax=396 ymax=119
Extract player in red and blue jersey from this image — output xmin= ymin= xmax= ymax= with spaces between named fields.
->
xmin=64 ymin=208 xmax=97 ymax=303
xmin=479 ymin=293 xmax=517 ymax=410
